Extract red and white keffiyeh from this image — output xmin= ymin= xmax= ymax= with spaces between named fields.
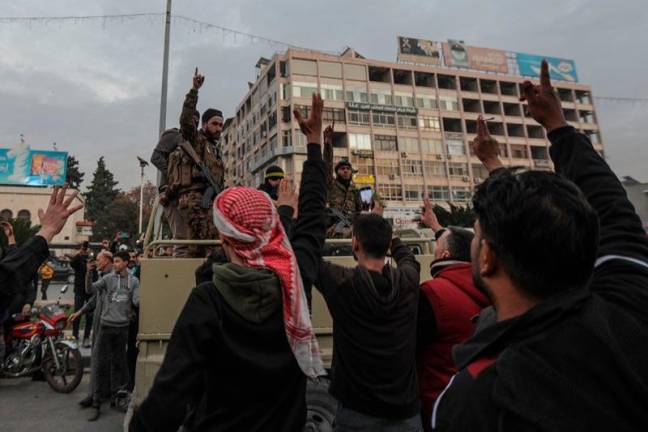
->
xmin=213 ymin=187 xmax=325 ymax=378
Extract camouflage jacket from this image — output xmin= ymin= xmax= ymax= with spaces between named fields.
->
xmin=328 ymin=178 xmax=362 ymax=220
xmin=167 ymin=88 xmax=224 ymax=195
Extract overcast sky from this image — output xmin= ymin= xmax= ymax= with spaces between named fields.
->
xmin=0 ymin=0 xmax=646 ymax=191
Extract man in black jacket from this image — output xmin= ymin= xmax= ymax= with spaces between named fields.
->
xmin=314 ymin=218 xmax=422 ymax=429
xmin=130 ymin=93 xmax=329 ymax=432
xmin=431 ymin=61 xmax=648 ymax=432
xmin=69 ymin=241 xmax=93 ymax=346
xmin=0 ymin=186 xmax=83 ymax=357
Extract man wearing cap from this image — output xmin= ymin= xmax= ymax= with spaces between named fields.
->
xmin=327 ymin=159 xmax=363 ymax=237
xmin=167 ymin=69 xmax=225 ymax=257
xmin=258 ymin=165 xmax=284 ymax=201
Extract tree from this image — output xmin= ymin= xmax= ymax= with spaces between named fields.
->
xmin=93 ymin=193 xmax=139 ymax=243
xmin=125 ymin=181 xmax=157 ymax=234
xmin=433 ymin=203 xmax=476 ymax=228
xmin=66 ymin=155 xmax=85 ymax=190
xmin=84 ymin=157 xmax=119 ymax=241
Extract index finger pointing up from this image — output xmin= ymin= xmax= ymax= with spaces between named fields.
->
xmin=540 ymin=59 xmax=551 ymax=88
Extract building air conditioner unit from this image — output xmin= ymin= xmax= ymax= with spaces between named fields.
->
xmin=447 ymin=155 xmax=453 ymax=160
xmin=401 ymin=152 xmax=408 ymax=158
xmin=435 ymin=154 xmax=443 ymax=160
xmin=389 ymin=174 xmax=396 ymax=180
xmin=462 ymin=176 xmax=470 ymax=183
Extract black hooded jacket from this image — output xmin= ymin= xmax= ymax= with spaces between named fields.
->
xmin=432 ymin=127 xmax=648 ymax=432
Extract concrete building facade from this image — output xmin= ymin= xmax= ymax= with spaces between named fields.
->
xmin=221 ymin=46 xmax=604 ymax=208
xmin=0 ymin=185 xmax=89 ymax=246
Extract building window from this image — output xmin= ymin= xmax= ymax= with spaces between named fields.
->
xmin=424 ymin=161 xmax=446 ymax=177
xmin=418 ymin=116 xmax=441 ymax=131
xmin=323 ymin=108 xmax=346 ymax=123
xmin=321 ymin=84 xmax=344 ymax=101
xmin=429 ymin=186 xmax=450 ymax=201
xmin=448 ymin=163 xmax=469 ymax=178
xmin=399 ymin=137 xmax=419 ymax=153
xmin=282 ymin=130 xmax=292 ymax=147
xmin=372 ymin=112 xmax=396 ymax=127
xmin=345 ymin=85 xmax=369 ymax=103
xmin=292 ymin=59 xmax=317 ymax=75
xmin=290 ymin=82 xmax=318 ymax=98
xmin=294 ymin=130 xmax=307 ymax=149
xmin=319 ymin=61 xmax=342 ymax=78
xmin=397 ymin=114 xmax=418 ymax=129
xmin=446 ymin=139 xmax=466 ymax=156
xmin=374 ymin=135 xmax=398 ymax=152
xmin=348 ymin=110 xmax=370 ymax=125
xmin=403 ymin=160 xmax=423 ymax=177
xmin=370 ymin=90 xmax=393 ymax=105
xmin=416 ymin=95 xmax=438 ymax=109
xmin=344 ymin=63 xmax=367 ymax=80
xmin=439 ymin=95 xmax=459 ymax=111
xmin=452 ymin=187 xmax=472 ymax=202
xmin=405 ymin=186 xmax=423 ymax=201
xmin=379 ymin=183 xmax=403 ymax=201
xmin=510 ymin=144 xmax=528 ymax=159
xmin=393 ymin=92 xmax=414 ymax=107
xmin=421 ymin=138 xmax=444 ymax=155
xmin=350 ymin=156 xmax=374 ymax=176
xmin=348 ymin=133 xmax=372 ymax=150
xmin=376 ymin=159 xmax=400 ymax=176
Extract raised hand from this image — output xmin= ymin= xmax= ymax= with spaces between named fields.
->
xmin=421 ymin=198 xmax=443 ymax=232
xmin=323 ymin=122 xmax=335 ymax=146
xmin=294 ymin=93 xmax=324 ymax=145
xmin=193 ymin=67 xmax=205 ymax=90
xmin=36 ymin=184 xmax=84 ymax=243
xmin=276 ymin=178 xmax=298 ymax=213
xmin=519 ymin=59 xmax=567 ymax=132
xmin=371 ymin=200 xmax=384 ymax=217
xmin=472 ymin=115 xmax=503 ymax=172
xmin=0 ymin=221 xmax=16 ymax=245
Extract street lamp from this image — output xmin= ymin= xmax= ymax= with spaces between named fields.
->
xmin=137 ymin=156 xmax=149 ymax=235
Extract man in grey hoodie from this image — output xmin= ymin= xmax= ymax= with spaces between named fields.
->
xmin=68 ymin=250 xmax=114 ymax=410
xmin=86 ymin=250 xmax=140 ymax=421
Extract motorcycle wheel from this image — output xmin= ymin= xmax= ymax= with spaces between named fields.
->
xmin=42 ymin=341 xmax=83 ymax=393
xmin=304 ymin=377 xmax=337 ymax=432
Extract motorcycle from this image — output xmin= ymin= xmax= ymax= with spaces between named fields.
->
xmin=2 ymin=285 xmax=83 ymax=393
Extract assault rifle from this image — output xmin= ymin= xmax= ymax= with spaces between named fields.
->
xmin=179 ymin=140 xmax=223 ymax=208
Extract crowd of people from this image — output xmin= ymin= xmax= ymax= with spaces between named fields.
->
xmin=1 ymin=60 xmax=648 ymax=431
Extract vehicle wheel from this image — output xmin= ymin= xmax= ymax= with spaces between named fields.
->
xmin=304 ymin=377 xmax=337 ymax=432
xmin=42 ymin=342 xmax=83 ymax=393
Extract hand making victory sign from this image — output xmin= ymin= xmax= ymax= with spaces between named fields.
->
xmin=472 ymin=115 xmax=504 ymax=173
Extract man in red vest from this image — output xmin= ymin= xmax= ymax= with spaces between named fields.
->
xmin=417 ymin=199 xmax=491 ymax=431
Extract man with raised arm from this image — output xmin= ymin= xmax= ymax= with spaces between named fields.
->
xmin=432 ymin=61 xmax=648 ymax=432
xmin=130 ymin=93 xmax=329 ymax=432
xmin=166 ymin=69 xmax=225 ymax=257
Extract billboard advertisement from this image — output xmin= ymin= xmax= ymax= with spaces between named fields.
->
xmin=397 ymin=36 xmax=441 ymax=65
xmin=516 ymin=53 xmax=578 ymax=82
xmin=0 ymin=146 xmax=68 ymax=186
xmin=443 ymin=40 xmax=509 ymax=73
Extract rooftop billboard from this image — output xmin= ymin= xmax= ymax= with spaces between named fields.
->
xmin=0 ymin=147 xmax=68 ymax=186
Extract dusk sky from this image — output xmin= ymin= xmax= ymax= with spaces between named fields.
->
xmin=1 ymin=0 xmax=646 ymax=190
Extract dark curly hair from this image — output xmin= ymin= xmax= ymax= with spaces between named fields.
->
xmin=472 ymin=168 xmax=599 ymax=299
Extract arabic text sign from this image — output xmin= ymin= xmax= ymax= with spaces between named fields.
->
xmin=516 ymin=53 xmax=578 ymax=82
xmin=0 ymin=148 xmax=68 ymax=186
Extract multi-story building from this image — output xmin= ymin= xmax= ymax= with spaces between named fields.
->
xmin=222 ymin=45 xmax=603 ymax=208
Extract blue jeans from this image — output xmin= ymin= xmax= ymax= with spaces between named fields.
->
xmin=334 ymin=405 xmax=423 ymax=432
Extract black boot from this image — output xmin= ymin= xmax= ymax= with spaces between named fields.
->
xmin=79 ymin=395 xmax=93 ymax=408
xmin=87 ymin=404 xmax=101 ymax=422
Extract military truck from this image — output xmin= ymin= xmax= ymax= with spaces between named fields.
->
xmin=128 ymin=206 xmax=436 ymax=431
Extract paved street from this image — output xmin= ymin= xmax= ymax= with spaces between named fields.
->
xmin=0 ymin=373 xmax=123 ymax=431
